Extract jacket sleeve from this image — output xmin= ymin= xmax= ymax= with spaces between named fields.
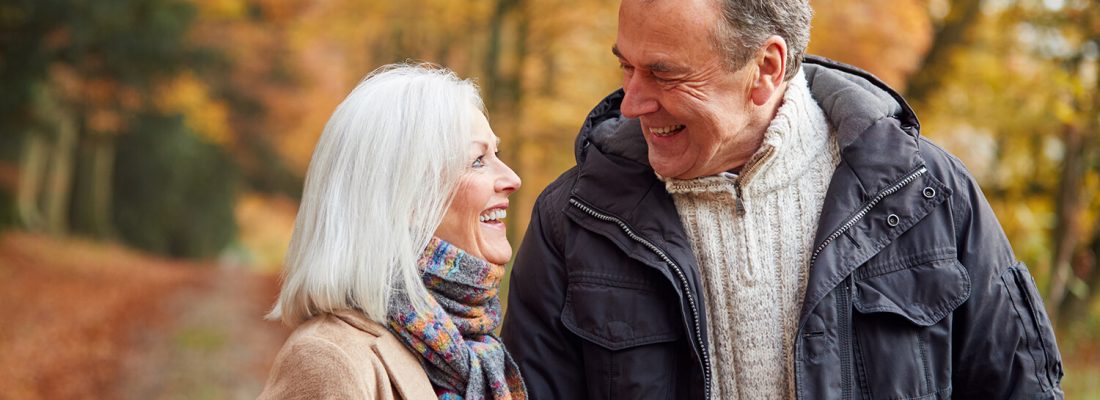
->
xmin=949 ymin=165 xmax=1064 ymax=399
xmin=501 ymin=192 xmax=587 ymax=400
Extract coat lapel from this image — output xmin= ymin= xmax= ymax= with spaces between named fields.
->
xmin=333 ymin=311 xmax=437 ymax=400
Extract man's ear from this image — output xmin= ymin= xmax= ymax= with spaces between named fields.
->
xmin=750 ymin=35 xmax=788 ymax=106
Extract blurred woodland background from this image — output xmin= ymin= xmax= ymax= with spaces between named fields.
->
xmin=0 ymin=0 xmax=1098 ymax=398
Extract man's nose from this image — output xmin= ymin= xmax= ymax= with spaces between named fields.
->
xmin=620 ymin=74 xmax=659 ymax=118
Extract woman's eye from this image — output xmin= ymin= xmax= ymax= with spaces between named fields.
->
xmin=472 ymin=156 xmax=486 ymax=168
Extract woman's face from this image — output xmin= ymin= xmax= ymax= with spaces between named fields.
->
xmin=435 ymin=110 xmax=521 ymax=265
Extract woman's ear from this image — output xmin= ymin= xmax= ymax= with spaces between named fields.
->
xmin=750 ymin=35 xmax=788 ymax=106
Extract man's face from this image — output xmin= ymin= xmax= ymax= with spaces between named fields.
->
xmin=615 ymin=0 xmax=763 ymax=179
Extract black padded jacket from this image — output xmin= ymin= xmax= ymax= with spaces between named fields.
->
xmin=501 ymin=56 xmax=1064 ymax=400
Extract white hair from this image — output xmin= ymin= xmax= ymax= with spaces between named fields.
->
xmin=712 ymin=0 xmax=812 ymax=81
xmin=268 ymin=63 xmax=482 ymax=326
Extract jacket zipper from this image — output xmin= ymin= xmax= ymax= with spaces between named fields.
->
xmin=800 ymin=165 xmax=927 ymax=399
xmin=838 ymin=276 xmax=853 ymax=399
xmin=807 ymin=166 xmax=927 ymax=268
xmin=569 ymin=198 xmax=713 ymax=400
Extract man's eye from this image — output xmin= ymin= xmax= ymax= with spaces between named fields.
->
xmin=472 ymin=156 xmax=486 ymax=168
xmin=619 ymin=63 xmax=634 ymax=72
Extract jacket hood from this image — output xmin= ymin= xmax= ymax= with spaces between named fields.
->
xmin=573 ymin=55 xmax=922 ymax=170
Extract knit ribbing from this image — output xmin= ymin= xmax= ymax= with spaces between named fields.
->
xmin=664 ymin=69 xmax=839 ymax=400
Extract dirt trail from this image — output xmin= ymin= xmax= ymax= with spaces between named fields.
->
xmin=115 ymin=266 xmax=289 ymax=400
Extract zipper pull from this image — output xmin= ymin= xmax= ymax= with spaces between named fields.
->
xmin=720 ymin=171 xmax=746 ymax=217
xmin=734 ymin=181 xmax=746 ymax=217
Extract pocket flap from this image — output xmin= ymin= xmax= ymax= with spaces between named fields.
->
xmin=853 ymin=258 xmax=971 ymax=326
xmin=560 ymin=279 xmax=682 ymax=351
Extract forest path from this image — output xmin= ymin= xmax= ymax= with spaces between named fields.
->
xmin=115 ymin=266 xmax=289 ymax=400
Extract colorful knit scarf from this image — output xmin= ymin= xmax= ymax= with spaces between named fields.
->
xmin=387 ymin=237 xmax=527 ymax=400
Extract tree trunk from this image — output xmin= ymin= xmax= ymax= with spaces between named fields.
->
xmin=42 ymin=110 xmax=77 ymax=236
xmin=1047 ymin=124 xmax=1085 ymax=323
xmin=904 ymin=0 xmax=983 ymax=106
xmin=483 ymin=0 xmax=528 ymax=247
xmin=72 ymin=135 xmax=116 ymax=238
xmin=1052 ymin=42 xmax=1100 ymax=323
xmin=16 ymin=132 xmax=48 ymax=230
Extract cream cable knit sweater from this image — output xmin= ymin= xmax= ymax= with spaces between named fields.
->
xmin=663 ymin=69 xmax=839 ymax=400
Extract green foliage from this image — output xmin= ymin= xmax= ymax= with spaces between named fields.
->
xmin=112 ymin=114 xmax=237 ymax=259
xmin=0 ymin=0 xmax=242 ymax=256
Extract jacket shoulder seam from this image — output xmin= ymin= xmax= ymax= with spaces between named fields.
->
xmin=918 ymin=136 xmax=974 ymax=249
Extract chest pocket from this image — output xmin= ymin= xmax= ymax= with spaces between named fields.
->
xmin=560 ymin=272 xmax=684 ymax=400
xmin=851 ymin=251 xmax=970 ymax=400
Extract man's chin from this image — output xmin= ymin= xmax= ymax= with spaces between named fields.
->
xmin=650 ymin=161 xmax=690 ymax=180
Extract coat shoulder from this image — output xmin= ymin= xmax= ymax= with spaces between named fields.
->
xmin=259 ymin=313 xmax=435 ymax=400
xmin=918 ymin=136 xmax=979 ymax=203
xmin=259 ymin=317 xmax=372 ymax=399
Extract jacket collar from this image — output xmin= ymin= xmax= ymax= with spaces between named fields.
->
xmin=570 ymin=56 xmax=948 ymax=328
xmin=332 ymin=311 xmax=437 ymax=399
xmin=573 ymin=56 xmax=924 ymax=204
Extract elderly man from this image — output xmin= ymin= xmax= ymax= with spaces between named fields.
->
xmin=501 ymin=0 xmax=1064 ymax=399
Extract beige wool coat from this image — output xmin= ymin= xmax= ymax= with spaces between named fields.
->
xmin=258 ymin=311 xmax=436 ymax=400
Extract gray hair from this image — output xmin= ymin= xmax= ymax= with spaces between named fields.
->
xmin=268 ymin=63 xmax=482 ymax=326
xmin=711 ymin=0 xmax=812 ymax=81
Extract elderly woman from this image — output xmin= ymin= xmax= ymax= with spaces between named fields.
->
xmin=259 ymin=64 xmax=526 ymax=400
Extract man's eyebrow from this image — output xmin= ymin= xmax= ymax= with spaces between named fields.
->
xmin=611 ymin=44 xmax=678 ymax=73
xmin=647 ymin=61 xmax=676 ymax=73
xmin=611 ymin=45 xmax=624 ymax=60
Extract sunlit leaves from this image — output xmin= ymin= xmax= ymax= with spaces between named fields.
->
xmin=155 ymin=72 xmax=233 ymax=146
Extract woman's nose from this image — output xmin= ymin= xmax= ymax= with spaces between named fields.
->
xmin=497 ymin=161 xmax=521 ymax=194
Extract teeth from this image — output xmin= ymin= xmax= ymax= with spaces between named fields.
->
xmin=479 ymin=209 xmax=507 ymax=222
xmin=650 ymin=124 xmax=684 ymax=137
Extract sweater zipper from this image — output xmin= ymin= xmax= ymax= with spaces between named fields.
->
xmin=729 ymin=145 xmax=775 ymax=217
xmin=569 ymin=197 xmax=713 ymax=400
xmin=798 ymin=165 xmax=926 ymax=399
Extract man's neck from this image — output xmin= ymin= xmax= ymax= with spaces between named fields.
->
xmin=722 ymin=81 xmax=790 ymax=173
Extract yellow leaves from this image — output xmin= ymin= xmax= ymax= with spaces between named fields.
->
xmin=1053 ymin=97 xmax=1078 ymax=123
xmin=235 ymin=193 xmax=297 ymax=272
xmin=193 ymin=0 xmax=248 ymax=20
xmin=155 ymin=71 xmax=233 ymax=146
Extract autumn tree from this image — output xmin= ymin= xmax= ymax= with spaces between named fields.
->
xmin=0 ymin=0 xmax=240 ymax=258
xmin=913 ymin=0 xmax=1100 ymax=333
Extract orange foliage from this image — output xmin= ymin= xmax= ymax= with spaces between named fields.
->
xmin=0 ymin=233 xmax=202 ymax=399
xmin=809 ymin=0 xmax=933 ymax=89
